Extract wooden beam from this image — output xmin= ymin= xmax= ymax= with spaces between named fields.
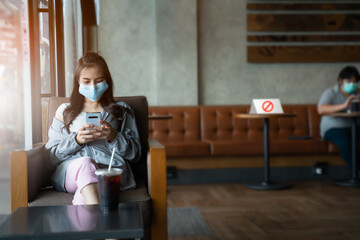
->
xmin=247 ymin=3 xmax=360 ymax=11
xmin=247 ymin=45 xmax=360 ymax=63
xmin=247 ymin=14 xmax=360 ymax=32
xmin=247 ymin=35 xmax=360 ymax=42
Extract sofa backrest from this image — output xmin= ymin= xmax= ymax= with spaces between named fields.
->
xmin=272 ymin=105 xmax=310 ymax=139
xmin=200 ymin=104 xmax=321 ymax=141
xmin=149 ymin=106 xmax=201 ymax=142
xmin=200 ymin=105 xmax=265 ymax=141
xmin=47 ymin=96 xmax=148 ymax=180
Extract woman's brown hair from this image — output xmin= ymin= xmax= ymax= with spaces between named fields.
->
xmin=63 ymin=52 xmax=129 ymax=133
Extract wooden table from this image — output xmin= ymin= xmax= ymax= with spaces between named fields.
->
xmin=323 ymin=112 xmax=360 ymax=187
xmin=235 ymin=113 xmax=297 ymax=190
xmin=0 ymin=203 xmax=143 ymax=240
xmin=148 ymin=115 xmax=172 ymax=120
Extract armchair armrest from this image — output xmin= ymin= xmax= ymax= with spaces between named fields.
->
xmin=10 ymin=143 xmax=50 ymax=212
xmin=147 ymin=139 xmax=167 ymax=240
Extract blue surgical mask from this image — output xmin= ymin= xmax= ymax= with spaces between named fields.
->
xmin=79 ymin=81 xmax=109 ymax=102
xmin=343 ymin=82 xmax=358 ymax=94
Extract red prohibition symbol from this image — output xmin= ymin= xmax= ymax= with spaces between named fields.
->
xmin=262 ymin=101 xmax=274 ymax=112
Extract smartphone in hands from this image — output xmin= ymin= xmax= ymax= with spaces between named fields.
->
xmin=86 ymin=112 xmax=101 ymax=129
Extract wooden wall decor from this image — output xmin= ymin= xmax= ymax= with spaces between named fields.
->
xmin=246 ymin=1 xmax=360 ymax=63
xmin=248 ymin=46 xmax=360 ymax=63
xmin=247 ymin=3 xmax=360 ymax=11
xmin=247 ymin=35 xmax=360 ymax=42
xmin=247 ymin=14 xmax=360 ymax=32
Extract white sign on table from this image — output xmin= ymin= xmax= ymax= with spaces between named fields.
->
xmin=249 ymin=99 xmax=284 ymax=114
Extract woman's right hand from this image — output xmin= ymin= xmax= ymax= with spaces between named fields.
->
xmin=75 ymin=124 xmax=101 ymax=145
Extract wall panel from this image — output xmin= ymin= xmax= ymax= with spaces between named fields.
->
xmin=247 ymin=1 xmax=360 ymax=63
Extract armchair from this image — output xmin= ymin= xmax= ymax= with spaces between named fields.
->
xmin=10 ymin=96 xmax=167 ymax=240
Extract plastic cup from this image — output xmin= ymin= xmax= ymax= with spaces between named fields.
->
xmin=95 ymin=168 xmax=123 ymax=213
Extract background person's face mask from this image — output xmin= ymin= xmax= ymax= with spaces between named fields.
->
xmin=79 ymin=81 xmax=109 ymax=102
xmin=343 ymin=82 xmax=358 ymax=94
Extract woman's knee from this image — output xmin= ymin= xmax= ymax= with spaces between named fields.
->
xmin=75 ymin=157 xmax=99 ymax=190
xmin=76 ymin=157 xmax=98 ymax=168
xmin=65 ymin=157 xmax=97 ymax=193
xmin=73 ymin=157 xmax=99 ymax=181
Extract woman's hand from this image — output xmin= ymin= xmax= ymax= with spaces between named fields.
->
xmin=75 ymin=121 xmax=117 ymax=145
xmin=93 ymin=120 xmax=117 ymax=142
xmin=75 ymin=124 xmax=102 ymax=145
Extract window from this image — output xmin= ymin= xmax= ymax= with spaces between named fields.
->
xmin=0 ymin=0 xmax=30 ymax=178
xmin=0 ymin=0 xmax=65 ymax=180
xmin=30 ymin=0 xmax=65 ymax=142
xmin=38 ymin=0 xmax=52 ymax=141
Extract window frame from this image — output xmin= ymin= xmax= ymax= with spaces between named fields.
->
xmin=28 ymin=0 xmax=65 ymax=144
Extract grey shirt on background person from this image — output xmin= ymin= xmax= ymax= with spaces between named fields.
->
xmin=318 ymin=84 xmax=360 ymax=137
xmin=44 ymin=101 xmax=141 ymax=192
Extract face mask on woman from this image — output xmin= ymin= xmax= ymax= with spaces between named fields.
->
xmin=79 ymin=81 xmax=109 ymax=102
xmin=343 ymin=82 xmax=358 ymax=94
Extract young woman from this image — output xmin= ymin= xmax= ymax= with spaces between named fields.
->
xmin=45 ymin=52 xmax=141 ymax=205
xmin=318 ymin=66 xmax=360 ymax=169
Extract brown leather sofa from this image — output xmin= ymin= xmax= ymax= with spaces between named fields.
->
xmin=149 ymin=104 xmax=343 ymax=169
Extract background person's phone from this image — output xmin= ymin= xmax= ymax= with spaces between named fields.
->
xmin=86 ymin=112 xmax=101 ymax=127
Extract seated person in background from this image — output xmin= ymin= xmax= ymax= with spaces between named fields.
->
xmin=318 ymin=66 xmax=360 ymax=170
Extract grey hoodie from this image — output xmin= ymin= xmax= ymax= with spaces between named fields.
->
xmin=44 ymin=101 xmax=141 ymax=192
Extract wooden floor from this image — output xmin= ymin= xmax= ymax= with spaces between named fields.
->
xmin=167 ymin=181 xmax=360 ymax=240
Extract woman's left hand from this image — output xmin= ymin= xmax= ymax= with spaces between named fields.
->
xmin=93 ymin=120 xmax=117 ymax=141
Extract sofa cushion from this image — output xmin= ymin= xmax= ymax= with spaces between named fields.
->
xmin=200 ymin=105 xmax=264 ymax=140
xmin=165 ymin=141 xmax=210 ymax=157
xmin=205 ymin=140 xmax=263 ymax=155
xmin=206 ymin=139 xmax=328 ymax=156
xmin=149 ymin=106 xmax=211 ymax=156
xmin=269 ymin=105 xmax=310 ymax=140
xmin=270 ymin=139 xmax=329 ymax=154
xmin=200 ymin=105 xmax=263 ymax=155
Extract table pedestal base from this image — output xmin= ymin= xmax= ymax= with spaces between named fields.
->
xmin=334 ymin=179 xmax=360 ymax=187
xmin=244 ymin=181 xmax=292 ymax=190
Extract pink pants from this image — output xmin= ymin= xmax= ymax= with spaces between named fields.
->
xmin=65 ymin=157 xmax=99 ymax=205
